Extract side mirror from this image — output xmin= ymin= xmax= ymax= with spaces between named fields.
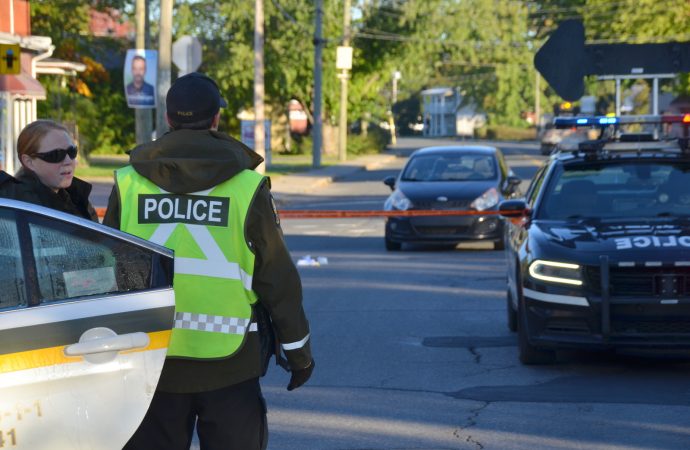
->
xmin=383 ymin=176 xmax=396 ymax=190
xmin=499 ymin=199 xmax=529 ymax=218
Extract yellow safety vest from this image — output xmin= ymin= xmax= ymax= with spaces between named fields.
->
xmin=116 ymin=166 xmax=264 ymax=359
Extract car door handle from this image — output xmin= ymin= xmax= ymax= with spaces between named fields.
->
xmin=64 ymin=327 xmax=150 ymax=363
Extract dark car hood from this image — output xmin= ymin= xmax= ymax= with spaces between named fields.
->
xmin=531 ymin=219 xmax=690 ymax=263
xmin=399 ymin=180 xmax=496 ymax=202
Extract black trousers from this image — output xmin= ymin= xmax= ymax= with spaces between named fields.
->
xmin=124 ymin=378 xmax=268 ymax=450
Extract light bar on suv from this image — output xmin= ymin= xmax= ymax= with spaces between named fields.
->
xmin=554 ymin=114 xmax=690 ymax=129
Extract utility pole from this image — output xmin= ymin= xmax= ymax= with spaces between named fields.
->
xmin=389 ymin=70 xmax=400 ymax=146
xmin=135 ymin=0 xmax=152 ymax=144
xmin=254 ymin=0 xmax=266 ymax=174
xmin=156 ymin=0 xmax=172 ymax=138
xmin=337 ymin=0 xmax=351 ymax=162
xmin=312 ymin=0 xmax=323 ymax=168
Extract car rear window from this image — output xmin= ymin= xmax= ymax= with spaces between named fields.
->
xmin=402 ymin=154 xmax=497 ymax=181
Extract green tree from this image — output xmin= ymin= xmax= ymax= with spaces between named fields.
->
xmin=32 ymin=1 xmax=135 ymax=155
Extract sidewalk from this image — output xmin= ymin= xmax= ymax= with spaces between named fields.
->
xmin=268 ymin=152 xmax=397 ymax=195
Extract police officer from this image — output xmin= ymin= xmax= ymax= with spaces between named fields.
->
xmin=103 ymin=72 xmax=313 ymax=450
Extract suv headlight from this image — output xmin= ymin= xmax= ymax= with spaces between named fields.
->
xmin=528 ymin=260 xmax=582 ymax=286
xmin=384 ymin=189 xmax=412 ymax=211
xmin=471 ymin=187 xmax=499 ymax=211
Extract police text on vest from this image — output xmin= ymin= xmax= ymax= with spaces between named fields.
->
xmin=138 ymin=194 xmax=230 ymax=226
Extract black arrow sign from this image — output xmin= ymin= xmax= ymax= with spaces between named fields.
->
xmin=535 ymin=20 xmax=690 ymax=101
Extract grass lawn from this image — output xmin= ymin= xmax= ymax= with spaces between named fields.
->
xmin=76 ymin=153 xmax=337 ymax=180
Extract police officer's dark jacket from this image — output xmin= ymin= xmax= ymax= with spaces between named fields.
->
xmin=0 ymin=168 xmax=98 ymax=221
xmin=103 ymin=129 xmax=312 ymax=394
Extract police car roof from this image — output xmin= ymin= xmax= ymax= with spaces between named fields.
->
xmin=552 ymin=139 xmax=690 ymax=163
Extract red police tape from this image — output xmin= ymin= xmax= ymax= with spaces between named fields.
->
xmin=94 ymin=207 xmax=513 ymax=220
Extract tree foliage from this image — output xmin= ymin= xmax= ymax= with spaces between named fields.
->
xmin=32 ymin=0 xmax=135 ymax=155
xmin=29 ymin=0 xmax=690 ymax=153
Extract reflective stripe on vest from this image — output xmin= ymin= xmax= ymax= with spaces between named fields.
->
xmin=174 ymin=312 xmax=258 ymax=334
xmin=116 ymin=166 xmax=264 ymax=359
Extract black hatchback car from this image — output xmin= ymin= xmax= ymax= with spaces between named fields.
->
xmin=383 ymin=145 xmax=522 ymax=251
xmin=501 ymin=114 xmax=690 ymax=364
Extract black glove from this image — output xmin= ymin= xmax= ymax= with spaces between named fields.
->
xmin=287 ymin=359 xmax=314 ymax=391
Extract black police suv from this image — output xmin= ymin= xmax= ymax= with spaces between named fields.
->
xmin=501 ymin=114 xmax=690 ymax=364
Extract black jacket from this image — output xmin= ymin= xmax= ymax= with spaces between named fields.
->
xmin=103 ymin=129 xmax=312 ymax=393
xmin=0 ymin=169 xmax=98 ymax=222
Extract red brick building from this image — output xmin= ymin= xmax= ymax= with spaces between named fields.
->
xmin=0 ymin=0 xmax=85 ymax=173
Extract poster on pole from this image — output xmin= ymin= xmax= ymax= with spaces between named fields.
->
xmin=124 ymin=49 xmax=157 ymax=109
xmin=240 ymin=120 xmax=271 ymax=151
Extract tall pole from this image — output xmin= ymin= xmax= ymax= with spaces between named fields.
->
xmin=312 ymin=0 xmax=323 ymax=168
xmin=535 ymin=69 xmax=541 ymax=132
xmin=156 ymin=0 xmax=173 ymax=138
xmin=254 ymin=0 xmax=266 ymax=174
xmin=389 ymin=70 xmax=399 ymax=145
xmin=135 ymin=0 xmax=152 ymax=144
xmin=337 ymin=0 xmax=351 ymax=162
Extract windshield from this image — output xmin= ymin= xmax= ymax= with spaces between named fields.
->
xmin=401 ymin=154 xmax=497 ymax=181
xmin=539 ymin=162 xmax=690 ymax=220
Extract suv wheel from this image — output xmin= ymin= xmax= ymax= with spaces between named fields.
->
xmin=385 ymin=232 xmax=402 ymax=251
xmin=518 ymin=298 xmax=556 ymax=364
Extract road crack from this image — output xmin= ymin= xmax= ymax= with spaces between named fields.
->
xmin=453 ymin=401 xmax=489 ymax=450
xmin=468 ymin=346 xmax=482 ymax=364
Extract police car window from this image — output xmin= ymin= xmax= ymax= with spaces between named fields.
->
xmin=539 ymin=163 xmax=690 ymax=220
xmin=28 ymin=217 xmax=153 ymax=303
xmin=0 ymin=209 xmax=26 ymax=310
xmin=526 ymin=166 xmax=547 ymax=206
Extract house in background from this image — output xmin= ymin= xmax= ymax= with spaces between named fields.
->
xmin=0 ymin=0 xmax=84 ymax=173
xmin=421 ymin=87 xmax=486 ymax=138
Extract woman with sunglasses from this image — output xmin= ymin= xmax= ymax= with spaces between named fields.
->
xmin=0 ymin=120 xmax=98 ymax=221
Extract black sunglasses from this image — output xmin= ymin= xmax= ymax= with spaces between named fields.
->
xmin=33 ymin=146 xmax=78 ymax=163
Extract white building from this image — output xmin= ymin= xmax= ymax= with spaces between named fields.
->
xmin=421 ymin=87 xmax=485 ymax=138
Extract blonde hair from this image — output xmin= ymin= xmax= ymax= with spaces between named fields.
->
xmin=17 ymin=120 xmax=71 ymax=165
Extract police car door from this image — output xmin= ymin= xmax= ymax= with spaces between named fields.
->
xmin=0 ymin=200 xmax=175 ymax=450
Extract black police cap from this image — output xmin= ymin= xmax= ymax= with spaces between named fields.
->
xmin=166 ymin=72 xmax=227 ymax=123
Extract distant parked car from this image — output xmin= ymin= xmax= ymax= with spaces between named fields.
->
xmin=540 ymin=125 xmax=576 ymax=155
xmin=383 ymin=145 xmax=522 ymax=251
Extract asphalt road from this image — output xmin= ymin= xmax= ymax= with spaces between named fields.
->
xmin=260 ymin=137 xmax=690 ymax=450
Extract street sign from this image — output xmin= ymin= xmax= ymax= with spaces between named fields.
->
xmin=336 ymin=46 xmax=352 ymax=70
xmin=535 ymin=20 xmax=690 ymax=101
xmin=0 ymin=44 xmax=21 ymax=75
xmin=172 ymin=36 xmax=202 ymax=76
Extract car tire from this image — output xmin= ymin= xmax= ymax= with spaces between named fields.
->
xmin=385 ymin=236 xmax=402 ymax=251
xmin=517 ymin=295 xmax=556 ymax=365
xmin=507 ymin=287 xmax=517 ymax=332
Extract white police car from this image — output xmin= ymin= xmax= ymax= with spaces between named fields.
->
xmin=0 ymin=199 xmax=174 ymax=449
xmin=501 ymin=114 xmax=690 ymax=364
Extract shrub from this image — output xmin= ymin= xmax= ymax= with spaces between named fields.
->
xmin=348 ymin=125 xmax=390 ymax=155
xmin=476 ymin=125 xmax=536 ymax=141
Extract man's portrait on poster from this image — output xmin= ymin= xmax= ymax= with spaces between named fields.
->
xmin=125 ymin=51 xmax=157 ymax=109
